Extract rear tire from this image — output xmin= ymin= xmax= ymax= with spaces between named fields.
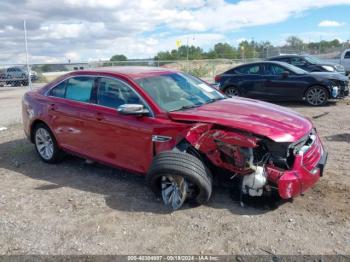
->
xmin=225 ymin=86 xmax=239 ymax=97
xmin=33 ymin=123 xmax=65 ymax=163
xmin=147 ymin=151 xmax=212 ymax=210
xmin=305 ymin=85 xmax=329 ymax=106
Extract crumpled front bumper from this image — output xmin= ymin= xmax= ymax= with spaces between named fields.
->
xmin=266 ymin=135 xmax=327 ymax=199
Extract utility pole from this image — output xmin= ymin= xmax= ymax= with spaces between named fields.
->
xmin=186 ymin=37 xmax=189 ymax=72
xmin=23 ymin=20 xmax=32 ymax=90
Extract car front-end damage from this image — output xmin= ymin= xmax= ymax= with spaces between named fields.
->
xmin=184 ymin=123 xmax=327 ymax=200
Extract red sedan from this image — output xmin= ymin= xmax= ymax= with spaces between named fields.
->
xmin=22 ymin=67 xmax=327 ymax=210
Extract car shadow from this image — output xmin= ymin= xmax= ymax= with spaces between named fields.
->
xmin=266 ymin=100 xmax=338 ymax=108
xmin=325 ymin=133 xmax=350 ymax=143
xmin=0 ymin=138 xmax=287 ymax=215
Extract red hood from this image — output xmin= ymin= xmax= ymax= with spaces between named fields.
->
xmin=169 ymin=98 xmax=313 ymax=143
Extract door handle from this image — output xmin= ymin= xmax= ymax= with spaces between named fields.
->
xmin=96 ymin=112 xmax=105 ymax=121
xmin=49 ymin=103 xmax=56 ymax=111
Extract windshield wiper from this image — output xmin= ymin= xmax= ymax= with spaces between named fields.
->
xmin=204 ymin=97 xmax=226 ymax=104
xmin=170 ymin=104 xmax=201 ymax=112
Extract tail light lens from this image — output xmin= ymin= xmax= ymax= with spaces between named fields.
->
xmin=214 ymin=75 xmax=221 ymax=83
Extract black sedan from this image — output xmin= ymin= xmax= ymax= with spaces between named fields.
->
xmin=214 ymin=61 xmax=349 ymax=106
xmin=268 ymin=54 xmax=346 ymax=75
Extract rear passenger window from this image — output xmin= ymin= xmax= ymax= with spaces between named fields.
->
xmin=50 ymin=81 xmax=66 ymax=98
xmin=65 ymin=77 xmax=94 ymax=102
xmin=344 ymin=52 xmax=350 ymax=59
xmin=235 ymin=65 xmax=260 ymax=74
xmin=97 ymin=77 xmax=142 ymax=109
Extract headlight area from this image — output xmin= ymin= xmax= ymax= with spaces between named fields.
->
xmin=322 ymin=65 xmax=335 ymax=72
xmin=326 ymin=80 xmax=348 ymax=98
xmin=329 ymin=81 xmax=340 ymax=98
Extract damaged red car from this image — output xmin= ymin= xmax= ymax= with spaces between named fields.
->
xmin=22 ymin=67 xmax=327 ymax=210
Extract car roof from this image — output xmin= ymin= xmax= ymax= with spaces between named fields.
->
xmin=228 ymin=61 xmax=289 ymax=70
xmin=74 ymin=66 xmax=179 ymax=79
xmin=268 ymin=54 xmax=306 ymax=59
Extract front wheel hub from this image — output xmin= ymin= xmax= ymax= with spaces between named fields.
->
xmin=161 ymin=175 xmax=188 ymax=210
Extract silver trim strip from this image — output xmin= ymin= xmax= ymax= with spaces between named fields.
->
xmin=152 ymin=135 xmax=172 ymax=142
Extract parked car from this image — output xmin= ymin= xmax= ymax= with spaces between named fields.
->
xmin=22 ymin=67 xmax=327 ymax=210
xmin=0 ymin=69 xmax=7 ymax=86
xmin=1 ymin=67 xmax=37 ymax=86
xmin=268 ymin=54 xmax=346 ymax=75
xmin=327 ymin=49 xmax=350 ymax=76
xmin=214 ymin=61 xmax=349 ymax=106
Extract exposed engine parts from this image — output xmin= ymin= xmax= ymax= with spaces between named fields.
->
xmin=184 ymin=123 xmax=321 ymax=202
xmin=242 ymin=166 xmax=267 ymax=197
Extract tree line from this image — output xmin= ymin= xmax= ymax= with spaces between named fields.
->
xmin=108 ymin=36 xmax=346 ymax=61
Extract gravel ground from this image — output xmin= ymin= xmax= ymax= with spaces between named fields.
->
xmin=0 ymin=86 xmax=349 ymax=255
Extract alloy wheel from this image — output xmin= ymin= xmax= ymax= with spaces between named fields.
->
xmin=161 ymin=175 xmax=188 ymax=210
xmin=35 ymin=128 xmax=54 ymax=160
xmin=225 ymin=87 xmax=238 ymax=97
xmin=306 ymin=87 xmax=327 ymax=106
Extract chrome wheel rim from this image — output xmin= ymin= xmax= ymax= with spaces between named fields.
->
xmin=225 ymin=87 xmax=238 ymax=97
xmin=35 ymin=128 xmax=54 ymax=160
xmin=306 ymin=87 xmax=327 ymax=105
xmin=161 ymin=175 xmax=188 ymax=210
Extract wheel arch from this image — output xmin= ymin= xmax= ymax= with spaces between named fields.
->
xmin=223 ymin=84 xmax=240 ymax=96
xmin=30 ymin=119 xmax=51 ymax=143
xmin=303 ymin=84 xmax=331 ymax=98
xmin=223 ymin=84 xmax=238 ymax=91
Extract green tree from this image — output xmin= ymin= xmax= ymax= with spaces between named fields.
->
xmin=207 ymin=43 xmax=237 ymax=59
xmin=286 ymin=36 xmax=304 ymax=48
xmin=110 ymin=54 xmax=127 ymax=61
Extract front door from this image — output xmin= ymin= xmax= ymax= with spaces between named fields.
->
xmin=82 ymin=76 xmax=156 ymax=173
xmin=262 ymin=64 xmax=305 ymax=100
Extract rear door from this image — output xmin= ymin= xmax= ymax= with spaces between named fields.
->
xmin=233 ymin=64 xmax=266 ymax=98
xmin=262 ymin=64 xmax=306 ymax=100
xmin=47 ymin=76 xmax=96 ymax=155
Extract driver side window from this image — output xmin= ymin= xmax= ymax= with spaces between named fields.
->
xmin=265 ymin=64 xmax=287 ymax=75
xmin=96 ymin=77 xmax=143 ymax=109
xmin=290 ymin=57 xmax=306 ymax=66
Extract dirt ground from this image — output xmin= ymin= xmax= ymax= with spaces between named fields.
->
xmin=0 ymin=86 xmax=349 ymax=255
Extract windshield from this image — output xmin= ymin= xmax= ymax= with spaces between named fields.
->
xmin=304 ymin=55 xmax=323 ymax=64
xmin=136 ymin=73 xmax=225 ymax=112
xmin=281 ymin=62 xmax=308 ymax=74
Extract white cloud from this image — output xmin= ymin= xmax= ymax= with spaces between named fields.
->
xmin=1 ymin=0 xmax=350 ymax=63
xmin=40 ymin=22 xmax=105 ymax=39
xmin=318 ymin=20 xmax=344 ymax=27
xmin=191 ymin=0 xmax=350 ymax=32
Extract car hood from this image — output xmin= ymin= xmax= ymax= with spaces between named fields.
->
xmin=169 ymin=98 xmax=313 ymax=143
xmin=309 ymin=71 xmax=348 ymax=81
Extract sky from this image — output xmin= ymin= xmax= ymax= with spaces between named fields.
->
xmin=0 ymin=0 xmax=350 ymax=64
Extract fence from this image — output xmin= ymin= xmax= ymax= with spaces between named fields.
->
xmin=0 ymin=46 xmax=349 ymax=88
xmin=0 ymin=59 xmax=258 ymax=87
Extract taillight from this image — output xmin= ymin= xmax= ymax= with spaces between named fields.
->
xmin=214 ymin=75 xmax=221 ymax=83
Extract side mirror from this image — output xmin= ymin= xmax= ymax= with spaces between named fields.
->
xmin=117 ymin=104 xmax=150 ymax=116
xmin=282 ymin=71 xmax=289 ymax=78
